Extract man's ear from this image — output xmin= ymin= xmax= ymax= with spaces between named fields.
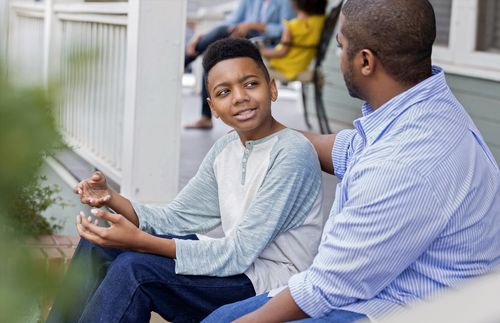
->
xmin=360 ymin=49 xmax=377 ymax=76
xmin=207 ymin=97 xmax=219 ymax=118
xmin=269 ymin=78 xmax=278 ymax=102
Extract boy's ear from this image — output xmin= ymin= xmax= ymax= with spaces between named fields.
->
xmin=207 ymin=98 xmax=219 ymax=118
xmin=270 ymin=79 xmax=278 ymax=102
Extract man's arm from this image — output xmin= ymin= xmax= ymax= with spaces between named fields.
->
xmin=285 ymin=161 xmax=446 ymax=318
xmin=301 ymin=131 xmax=336 ymax=174
xmin=230 ymin=22 xmax=267 ymax=38
xmin=224 ymin=0 xmax=247 ymax=26
xmin=263 ymin=0 xmax=296 ymax=38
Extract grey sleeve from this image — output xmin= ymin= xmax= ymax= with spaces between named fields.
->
xmin=132 ymin=143 xmax=222 ymax=236
xmin=174 ymin=138 xmax=322 ymax=276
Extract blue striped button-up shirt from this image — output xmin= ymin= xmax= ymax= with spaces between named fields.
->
xmin=288 ymin=66 xmax=500 ymax=320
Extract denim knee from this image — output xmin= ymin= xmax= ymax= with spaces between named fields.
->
xmin=107 ymin=252 xmax=172 ymax=284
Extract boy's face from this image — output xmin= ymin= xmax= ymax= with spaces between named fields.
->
xmin=206 ymin=57 xmax=277 ymax=141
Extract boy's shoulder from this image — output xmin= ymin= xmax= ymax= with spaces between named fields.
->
xmin=208 ymin=128 xmax=317 ymax=163
xmin=272 ymin=128 xmax=318 ymax=160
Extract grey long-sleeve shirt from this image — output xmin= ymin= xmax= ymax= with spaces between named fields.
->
xmin=133 ymin=128 xmax=325 ymax=294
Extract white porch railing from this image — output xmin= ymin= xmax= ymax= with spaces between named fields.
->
xmin=7 ymin=0 xmax=186 ymax=204
xmin=7 ymin=2 xmax=45 ymax=85
xmin=55 ymin=3 xmax=128 ymax=182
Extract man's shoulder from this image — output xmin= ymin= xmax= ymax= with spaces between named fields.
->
xmin=374 ymin=99 xmax=472 ymax=174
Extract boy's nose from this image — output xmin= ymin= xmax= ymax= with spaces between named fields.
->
xmin=232 ymin=87 xmax=250 ymax=105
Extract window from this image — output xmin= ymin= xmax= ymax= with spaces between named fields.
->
xmin=430 ymin=0 xmax=500 ymax=81
xmin=429 ymin=0 xmax=453 ymax=46
xmin=477 ymin=0 xmax=500 ymax=52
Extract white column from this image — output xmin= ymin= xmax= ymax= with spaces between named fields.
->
xmin=121 ymin=0 xmax=186 ymax=204
xmin=42 ymin=0 xmax=54 ymax=85
xmin=0 ymin=0 xmax=8 ymax=67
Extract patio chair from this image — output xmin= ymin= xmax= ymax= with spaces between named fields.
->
xmin=270 ymin=0 xmax=344 ymax=134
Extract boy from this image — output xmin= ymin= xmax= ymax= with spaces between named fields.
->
xmin=47 ymin=38 xmax=325 ymax=323
xmin=260 ymin=0 xmax=326 ymax=81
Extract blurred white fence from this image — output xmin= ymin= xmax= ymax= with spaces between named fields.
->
xmin=7 ymin=0 xmax=186 ymax=204
xmin=55 ymin=3 xmax=128 ymax=181
xmin=7 ymin=2 xmax=45 ymax=85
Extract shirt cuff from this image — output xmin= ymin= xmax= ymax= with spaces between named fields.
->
xmin=174 ymin=238 xmax=211 ymax=276
xmin=332 ymin=129 xmax=356 ymax=180
xmin=288 ymin=271 xmax=330 ymax=318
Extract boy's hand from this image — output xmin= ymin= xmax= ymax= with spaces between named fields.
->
xmin=76 ymin=209 xmax=143 ymax=250
xmin=74 ymin=171 xmax=112 ymax=207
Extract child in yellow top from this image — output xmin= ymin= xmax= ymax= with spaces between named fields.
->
xmin=260 ymin=0 xmax=326 ymax=80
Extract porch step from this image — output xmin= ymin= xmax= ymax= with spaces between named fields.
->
xmin=25 ymin=234 xmax=80 ymax=321
xmin=25 ymin=234 xmax=80 ymax=271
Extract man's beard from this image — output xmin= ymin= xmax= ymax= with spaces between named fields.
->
xmin=343 ymin=60 xmax=362 ymax=100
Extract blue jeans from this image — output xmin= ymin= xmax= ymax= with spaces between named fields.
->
xmin=202 ymin=293 xmax=369 ymax=323
xmin=46 ymin=235 xmax=255 ymax=323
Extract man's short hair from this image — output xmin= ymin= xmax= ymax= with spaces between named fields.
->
xmin=341 ymin=0 xmax=436 ymax=85
xmin=202 ymin=38 xmax=270 ymax=91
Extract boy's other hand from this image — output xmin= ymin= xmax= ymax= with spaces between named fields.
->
xmin=76 ymin=209 xmax=143 ymax=250
xmin=74 ymin=171 xmax=112 ymax=207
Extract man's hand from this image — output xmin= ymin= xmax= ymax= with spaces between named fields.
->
xmin=74 ymin=171 xmax=112 ymax=207
xmin=77 ymin=209 xmax=144 ymax=250
xmin=186 ymin=34 xmax=202 ymax=56
xmin=229 ymin=22 xmax=263 ymax=38
xmin=234 ymin=288 xmax=308 ymax=323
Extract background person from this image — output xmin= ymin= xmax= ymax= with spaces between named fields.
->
xmin=184 ymin=0 xmax=296 ymax=130
xmin=260 ymin=0 xmax=326 ymax=81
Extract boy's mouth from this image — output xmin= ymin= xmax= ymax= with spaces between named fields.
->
xmin=234 ymin=108 xmax=257 ymax=121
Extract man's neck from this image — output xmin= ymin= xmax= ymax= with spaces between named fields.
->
xmin=366 ymin=77 xmax=416 ymax=110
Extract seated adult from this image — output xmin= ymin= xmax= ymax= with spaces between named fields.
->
xmin=203 ymin=0 xmax=500 ymax=322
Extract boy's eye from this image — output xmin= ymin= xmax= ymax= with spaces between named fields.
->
xmin=217 ymin=88 xmax=230 ymax=97
xmin=245 ymin=81 xmax=258 ymax=88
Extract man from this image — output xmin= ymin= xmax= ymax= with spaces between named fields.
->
xmin=184 ymin=0 xmax=296 ymax=129
xmin=203 ymin=0 xmax=500 ymax=322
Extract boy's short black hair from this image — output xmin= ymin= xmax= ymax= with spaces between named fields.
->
xmin=202 ymin=38 xmax=270 ymax=90
xmin=292 ymin=0 xmax=327 ymax=16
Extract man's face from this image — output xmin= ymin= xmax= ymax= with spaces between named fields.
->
xmin=337 ymin=14 xmax=362 ymax=100
xmin=206 ymin=57 xmax=277 ymax=140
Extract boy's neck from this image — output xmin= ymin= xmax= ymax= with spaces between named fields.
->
xmin=237 ymin=118 xmax=285 ymax=145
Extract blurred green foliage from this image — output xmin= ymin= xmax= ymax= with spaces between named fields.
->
xmin=0 ymin=66 xmax=64 ymax=322
xmin=10 ymin=175 xmax=67 ymax=236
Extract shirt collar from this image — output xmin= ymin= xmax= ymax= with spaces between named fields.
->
xmin=353 ymin=65 xmax=448 ymax=146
